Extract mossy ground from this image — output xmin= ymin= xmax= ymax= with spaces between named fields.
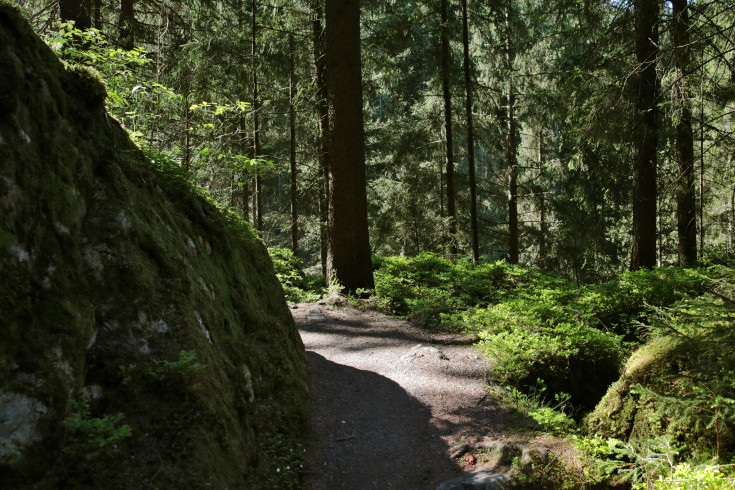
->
xmin=0 ymin=3 xmax=307 ymax=488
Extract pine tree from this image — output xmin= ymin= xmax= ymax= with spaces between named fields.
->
xmin=325 ymin=0 xmax=374 ymax=292
xmin=631 ymin=0 xmax=659 ymax=270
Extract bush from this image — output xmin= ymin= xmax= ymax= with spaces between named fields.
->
xmin=268 ymin=247 xmax=323 ymax=303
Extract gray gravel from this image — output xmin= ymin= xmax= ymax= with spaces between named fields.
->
xmin=295 ymin=304 xmax=507 ymax=489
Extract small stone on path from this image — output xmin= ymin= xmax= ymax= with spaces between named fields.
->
xmin=306 ymin=306 xmax=327 ymax=322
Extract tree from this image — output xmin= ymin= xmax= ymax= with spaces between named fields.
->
xmin=118 ymin=0 xmax=135 ymax=50
xmin=461 ymin=0 xmax=479 ymax=263
xmin=252 ymin=0 xmax=263 ymax=232
xmin=630 ymin=0 xmax=659 ymax=270
xmin=439 ymin=0 xmax=457 ymax=256
xmin=506 ymin=0 xmax=519 ymax=264
xmin=59 ymin=0 xmax=91 ymax=30
xmin=325 ymin=0 xmax=374 ymax=292
xmin=312 ymin=0 xmax=330 ymax=277
xmin=672 ymin=0 xmax=697 ymax=266
xmin=289 ymin=32 xmax=299 ymax=255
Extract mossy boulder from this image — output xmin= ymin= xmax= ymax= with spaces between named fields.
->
xmin=584 ymin=334 xmax=733 ymax=453
xmin=0 ymin=4 xmax=307 ymax=488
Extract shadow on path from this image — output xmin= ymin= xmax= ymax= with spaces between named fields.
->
xmin=303 ymin=351 xmax=462 ymax=489
xmin=299 ymin=317 xmax=433 ymax=345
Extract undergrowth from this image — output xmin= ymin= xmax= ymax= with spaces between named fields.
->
xmin=365 ymin=252 xmax=735 ymax=488
xmin=268 ymin=247 xmax=324 ymax=303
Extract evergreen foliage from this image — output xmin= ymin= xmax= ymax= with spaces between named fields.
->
xmin=10 ymin=0 xmax=735 ymax=486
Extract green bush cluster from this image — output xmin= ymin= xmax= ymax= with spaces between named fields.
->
xmin=62 ymin=400 xmax=132 ymax=461
xmin=373 ymin=254 xmax=709 ymax=409
xmin=373 ymin=253 xmax=537 ymax=325
xmin=268 ymin=247 xmax=324 ymax=303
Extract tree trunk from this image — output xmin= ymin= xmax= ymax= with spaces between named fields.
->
xmin=289 ymin=32 xmax=299 ymax=255
xmin=92 ymin=0 xmax=102 ymax=29
xmin=238 ymin=0 xmax=249 ymax=223
xmin=630 ymin=0 xmax=658 ymax=270
xmin=325 ymin=0 xmax=374 ymax=293
xmin=461 ymin=0 xmax=479 ymax=263
xmin=252 ymin=0 xmax=263 ymax=232
xmin=312 ymin=0 xmax=330 ymax=278
xmin=59 ymin=0 xmax=92 ymax=30
xmin=506 ymin=2 xmax=519 ymax=264
xmin=440 ymin=0 xmax=457 ymax=256
xmin=699 ymin=72 xmax=705 ymax=258
xmin=183 ymin=92 xmax=191 ymax=172
xmin=537 ymin=132 xmax=547 ymax=268
xmin=672 ymin=0 xmax=697 ymax=266
xmin=118 ymin=0 xmax=135 ymax=50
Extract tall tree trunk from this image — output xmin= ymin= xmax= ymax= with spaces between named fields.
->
xmin=730 ymin=184 xmax=735 ymax=251
xmin=440 ymin=0 xmax=457 ymax=256
xmin=325 ymin=0 xmax=374 ymax=293
xmin=119 ymin=0 xmax=135 ymax=50
xmin=312 ymin=0 xmax=330 ymax=278
xmin=238 ymin=0 xmax=250 ymax=223
xmin=537 ymin=132 xmax=547 ymax=268
xmin=183 ymin=92 xmax=191 ymax=172
xmin=699 ymin=72 xmax=705 ymax=258
xmin=461 ymin=0 xmax=479 ymax=263
xmin=252 ymin=0 xmax=263 ymax=232
xmin=672 ymin=0 xmax=697 ymax=266
xmin=630 ymin=0 xmax=658 ymax=270
xmin=59 ymin=0 xmax=92 ymax=29
xmin=92 ymin=0 xmax=102 ymax=29
xmin=506 ymin=2 xmax=519 ymax=264
xmin=289 ymin=32 xmax=299 ymax=255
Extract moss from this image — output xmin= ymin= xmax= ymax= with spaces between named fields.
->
xmin=1 ymin=4 xmax=307 ymax=488
xmin=584 ymin=335 xmax=723 ymax=451
xmin=62 ymin=65 xmax=106 ymax=109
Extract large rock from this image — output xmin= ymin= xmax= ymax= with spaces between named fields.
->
xmin=585 ymin=334 xmax=733 ymax=452
xmin=0 ymin=4 xmax=307 ymax=488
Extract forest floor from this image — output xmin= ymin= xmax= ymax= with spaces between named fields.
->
xmin=293 ymin=302 xmax=516 ymax=489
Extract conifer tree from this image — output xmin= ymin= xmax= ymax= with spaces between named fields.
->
xmin=325 ymin=0 xmax=374 ymax=292
xmin=631 ymin=0 xmax=659 ymax=270
xmin=672 ymin=0 xmax=697 ymax=266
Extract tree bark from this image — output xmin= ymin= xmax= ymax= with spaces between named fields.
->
xmin=92 ymin=0 xmax=102 ymax=29
xmin=252 ymin=0 xmax=263 ymax=232
xmin=440 ymin=0 xmax=457 ymax=256
xmin=312 ymin=0 xmax=330 ymax=278
xmin=537 ymin=132 xmax=547 ymax=268
xmin=630 ymin=0 xmax=658 ymax=270
xmin=238 ymin=0 xmax=250 ymax=223
xmin=699 ymin=72 xmax=705 ymax=259
xmin=461 ymin=0 xmax=479 ymax=263
xmin=325 ymin=0 xmax=374 ymax=293
xmin=506 ymin=2 xmax=519 ymax=264
xmin=289 ymin=32 xmax=299 ymax=255
xmin=59 ymin=0 xmax=92 ymax=30
xmin=672 ymin=0 xmax=697 ymax=266
xmin=119 ymin=0 xmax=135 ymax=50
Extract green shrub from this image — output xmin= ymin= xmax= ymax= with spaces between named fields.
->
xmin=269 ymin=247 xmax=323 ymax=303
xmin=62 ymin=400 xmax=132 ymax=461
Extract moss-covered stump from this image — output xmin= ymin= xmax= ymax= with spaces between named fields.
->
xmin=584 ymin=334 xmax=733 ymax=455
xmin=0 ymin=4 xmax=307 ymax=488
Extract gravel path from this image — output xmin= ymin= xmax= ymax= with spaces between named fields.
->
xmin=294 ymin=303 xmax=508 ymax=489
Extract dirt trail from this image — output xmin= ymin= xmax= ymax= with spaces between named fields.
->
xmin=294 ymin=303 xmax=508 ymax=489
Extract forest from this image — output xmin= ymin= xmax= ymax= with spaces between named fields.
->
xmin=7 ymin=0 xmax=735 ymax=487
xmin=16 ymin=0 xmax=735 ymax=281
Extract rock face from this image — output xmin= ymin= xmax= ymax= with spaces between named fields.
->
xmin=0 ymin=4 xmax=307 ymax=488
xmin=585 ymin=334 xmax=734 ymax=452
